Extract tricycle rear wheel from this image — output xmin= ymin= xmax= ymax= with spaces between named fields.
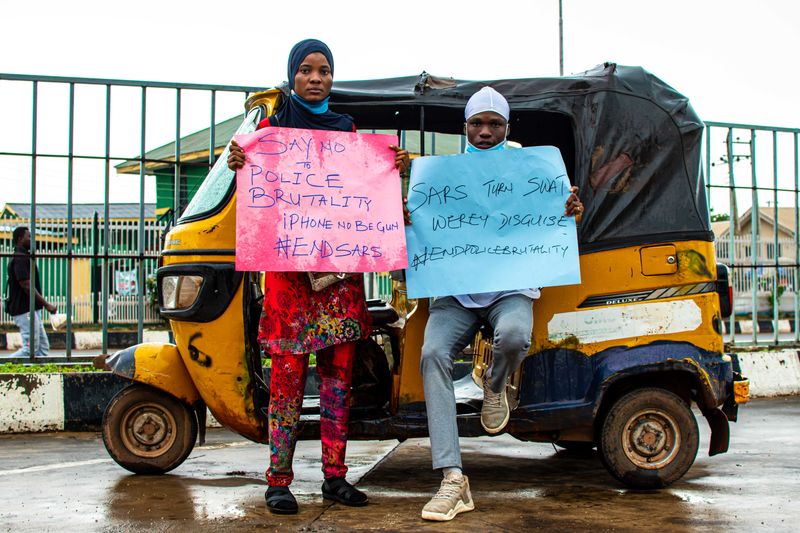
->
xmin=599 ymin=387 xmax=698 ymax=489
xmin=102 ymin=384 xmax=198 ymax=474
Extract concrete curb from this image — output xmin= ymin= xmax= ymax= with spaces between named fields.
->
xmin=1 ymin=353 xmax=797 ymax=435
xmin=2 ymin=330 xmax=170 ymax=351
xmin=0 ymin=373 xmax=129 ymax=433
xmin=0 ymin=363 xmax=474 ymax=435
xmin=735 ymin=350 xmax=800 ymax=397
xmin=722 ymin=319 xmax=797 ymax=335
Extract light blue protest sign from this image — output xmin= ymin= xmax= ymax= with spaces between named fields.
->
xmin=404 ymin=146 xmax=581 ymax=298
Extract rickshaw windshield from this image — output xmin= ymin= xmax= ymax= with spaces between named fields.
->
xmin=179 ymin=107 xmax=262 ymax=223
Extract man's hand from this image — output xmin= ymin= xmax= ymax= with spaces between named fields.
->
xmin=392 ymin=145 xmax=412 ymax=225
xmin=402 ymin=197 xmax=411 ymax=225
xmin=227 ymin=139 xmax=246 ymax=170
xmin=564 ymin=186 xmax=584 ymax=220
xmin=390 ymin=145 xmax=410 ymax=176
xmin=21 ymin=279 xmax=59 ymax=313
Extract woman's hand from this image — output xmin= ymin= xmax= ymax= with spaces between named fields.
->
xmin=565 ymin=186 xmax=584 ymax=219
xmin=228 ymin=139 xmax=246 ymax=170
xmin=390 ymin=145 xmax=410 ymax=176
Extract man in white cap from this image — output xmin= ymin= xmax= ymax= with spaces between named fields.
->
xmin=418 ymin=86 xmax=583 ymax=521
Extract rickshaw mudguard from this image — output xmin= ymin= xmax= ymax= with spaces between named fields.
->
xmin=590 ymin=342 xmax=734 ymax=456
xmin=106 ymin=343 xmax=201 ymax=406
xmin=517 ymin=341 xmax=731 ymax=410
xmin=512 ymin=340 xmax=732 ymax=452
xmin=170 ymin=315 xmax=269 ymax=445
xmin=584 ymin=341 xmax=732 ymax=404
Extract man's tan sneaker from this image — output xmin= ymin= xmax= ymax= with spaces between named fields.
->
xmin=421 ymin=473 xmax=475 ymax=521
xmin=481 ymin=377 xmax=510 ymax=434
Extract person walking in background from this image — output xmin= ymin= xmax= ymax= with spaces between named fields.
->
xmin=5 ymin=226 xmax=57 ymax=357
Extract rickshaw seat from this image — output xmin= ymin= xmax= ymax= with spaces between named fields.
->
xmin=366 ymin=299 xmax=399 ymax=327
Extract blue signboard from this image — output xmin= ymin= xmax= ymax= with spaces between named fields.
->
xmin=404 ymin=146 xmax=581 ymax=298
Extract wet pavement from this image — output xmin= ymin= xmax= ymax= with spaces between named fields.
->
xmin=0 ymin=397 xmax=797 ymax=532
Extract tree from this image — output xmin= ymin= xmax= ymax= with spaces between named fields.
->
xmin=710 ymin=208 xmax=730 ymax=222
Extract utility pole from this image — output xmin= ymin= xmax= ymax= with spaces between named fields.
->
xmin=559 ymin=0 xmax=564 ymax=76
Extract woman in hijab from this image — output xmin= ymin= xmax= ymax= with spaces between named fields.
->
xmin=228 ymin=39 xmax=409 ymax=515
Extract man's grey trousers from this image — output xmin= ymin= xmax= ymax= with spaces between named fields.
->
xmin=420 ymin=294 xmax=533 ymax=470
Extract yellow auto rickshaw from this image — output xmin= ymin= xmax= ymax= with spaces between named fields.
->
xmin=101 ymin=63 xmax=749 ymax=488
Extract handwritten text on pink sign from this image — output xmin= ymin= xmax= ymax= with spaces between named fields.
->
xmin=235 ymin=127 xmax=408 ymax=272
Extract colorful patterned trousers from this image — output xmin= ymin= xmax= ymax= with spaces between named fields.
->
xmin=267 ymin=341 xmax=355 ymax=486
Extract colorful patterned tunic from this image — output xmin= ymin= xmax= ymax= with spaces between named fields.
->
xmin=258 ymin=271 xmax=371 ymax=355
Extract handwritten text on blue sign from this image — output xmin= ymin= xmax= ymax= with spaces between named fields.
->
xmin=404 ymin=146 xmax=581 ymax=298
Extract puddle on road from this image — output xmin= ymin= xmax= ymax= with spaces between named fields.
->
xmin=106 ymin=475 xmax=258 ymax=523
xmin=97 ymin=439 xmax=399 ymax=527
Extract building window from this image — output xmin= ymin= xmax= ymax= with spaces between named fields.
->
xmin=766 ymin=243 xmax=783 ymax=259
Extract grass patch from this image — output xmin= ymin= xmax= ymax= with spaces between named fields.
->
xmin=0 ymin=363 xmax=103 ymax=373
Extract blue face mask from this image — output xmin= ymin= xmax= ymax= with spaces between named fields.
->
xmin=465 ymin=139 xmax=508 ymax=153
xmin=291 ymin=93 xmax=329 ymax=114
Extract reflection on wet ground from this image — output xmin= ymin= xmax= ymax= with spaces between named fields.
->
xmin=0 ymin=398 xmax=797 ymax=531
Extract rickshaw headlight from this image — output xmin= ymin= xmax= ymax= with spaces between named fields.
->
xmin=156 ymin=263 xmax=240 ymax=322
xmin=161 ymin=275 xmax=204 ymax=310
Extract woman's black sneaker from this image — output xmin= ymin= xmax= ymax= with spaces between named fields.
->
xmin=265 ymin=485 xmax=298 ymax=514
xmin=321 ymin=477 xmax=369 ymax=506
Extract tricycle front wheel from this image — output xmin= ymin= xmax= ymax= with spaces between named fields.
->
xmin=599 ymin=387 xmax=698 ymax=489
xmin=102 ymin=384 xmax=198 ymax=474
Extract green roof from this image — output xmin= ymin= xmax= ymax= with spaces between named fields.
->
xmin=3 ymin=202 xmax=156 ymax=220
xmin=117 ymin=116 xmax=467 ymax=176
xmin=116 ymin=114 xmax=243 ymax=174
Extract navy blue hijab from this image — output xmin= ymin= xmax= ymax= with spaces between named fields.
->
xmin=269 ymin=39 xmax=354 ymax=132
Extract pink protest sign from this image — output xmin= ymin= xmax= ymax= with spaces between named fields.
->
xmin=235 ymin=127 xmax=408 ymax=272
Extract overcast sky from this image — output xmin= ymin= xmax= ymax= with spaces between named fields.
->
xmin=1 ymin=0 xmax=799 ymax=209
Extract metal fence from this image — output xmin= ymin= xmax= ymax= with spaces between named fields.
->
xmin=715 ymin=236 xmax=796 ymax=293
xmin=0 ymin=216 xmax=163 ymax=326
xmin=0 ymin=73 xmax=267 ymax=357
xmin=2 ymin=73 xmax=799 ymax=357
xmin=0 ymin=73 xmax=401 ymax=359
xmin=704 ymin=122 xmax=800 ymax=345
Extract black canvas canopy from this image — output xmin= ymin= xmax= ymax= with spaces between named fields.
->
xmin=326 ymin=63 xmax=712 ymax=253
